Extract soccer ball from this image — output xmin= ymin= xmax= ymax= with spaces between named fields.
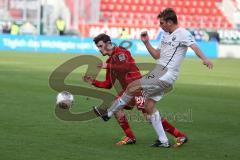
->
xmin=56 ymin=91 xmax=74 ymax=109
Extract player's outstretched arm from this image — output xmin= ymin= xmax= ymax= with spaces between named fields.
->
xmin=83 ymin=68 xmax=115 ymax=89
xmin=141 ymin=31 xmax=160 ymax=59
xmin=190 ymin=44 xmax=214 ymax=69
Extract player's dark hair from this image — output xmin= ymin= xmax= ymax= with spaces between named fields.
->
xmin=93 ymin=33 xmax=111 ymax=44
xmin=157 ymin=8 xmax=178 ymax=24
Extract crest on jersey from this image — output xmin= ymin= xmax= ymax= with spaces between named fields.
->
xmin=172 ymin=35 xmax=176 ymax=41
xmin=118 ymin=53 xmax=126 ymax=61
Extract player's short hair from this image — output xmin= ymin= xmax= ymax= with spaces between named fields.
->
xmin=93 ymin=33 xmax=111 ymax=44
xmin=157 ymin=8 xmax=178 ymax=24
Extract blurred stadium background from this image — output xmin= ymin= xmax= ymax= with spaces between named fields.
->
xmin=0 ymin=1 xmax=240 ymax=160
xmin=0 ymin=0 xmax=240 ymax=56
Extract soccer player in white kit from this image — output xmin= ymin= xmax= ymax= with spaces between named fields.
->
xmin=93 ymin=8 xmax=213 ymax=147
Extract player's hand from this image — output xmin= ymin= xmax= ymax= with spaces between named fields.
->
xmin=203 ymin=59 xmax=213 ymax=69
xmin=97 ymin=62 xmax=108 ymax=69
xmin=140 ymin=31 xmax=149 ymax=44
xmin=83 ymin=75 xmax=94 ymax=84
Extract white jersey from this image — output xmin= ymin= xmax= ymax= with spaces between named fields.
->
xmin=156 ymin=28 xmax=196 ymax=84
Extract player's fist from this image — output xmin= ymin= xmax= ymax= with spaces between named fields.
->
xmin=140 ymin=31 xmax=149 ymax=44
xmin=83 ymin=75 xmax=94 ymax=84
xmin=97 ymin=62 xmax=108 ymax=69
xmin=203 ymin=59 xmax=213 ymax=69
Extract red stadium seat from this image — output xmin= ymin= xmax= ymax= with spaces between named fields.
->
xmin=123 ymin=5 xmax=130 ymax=11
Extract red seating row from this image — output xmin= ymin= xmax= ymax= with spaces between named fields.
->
xmin=99 ymin=0 xmax=233 ymax=29
xmin=102 ymin=0 xmax=219 ymax=7
xmin=101 ymin=4 xmax=222 ymax=16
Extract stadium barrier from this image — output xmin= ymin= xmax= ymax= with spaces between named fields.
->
xmin=0 ymin=34 xmax=218 ymax=58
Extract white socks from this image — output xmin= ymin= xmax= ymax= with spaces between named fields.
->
xmin=107 ymin=92 xmax=133 ymax=117
xmin=149 ymin=110 xmax=168 ymax=143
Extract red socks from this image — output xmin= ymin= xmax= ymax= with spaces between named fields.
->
xmin=115 ymin=112 xmax=135 ymax=139
xmin=115 ymin=111 xmax=186 ymax=139
xmin=161 ymin=118 xmax=186 ymax=138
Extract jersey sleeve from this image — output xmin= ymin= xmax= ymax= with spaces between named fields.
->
xmin=180 ymin=30 xmax=196 ymax=47
xmin=92 ymin=63 xmax=116 ymax=89
xmin=157 ymin=31 xmax=167 ymax=51
xmin=157 ymin=41 xmax=162 ymax=51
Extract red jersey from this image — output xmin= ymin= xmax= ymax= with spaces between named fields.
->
xmin=92 ymin=46 xmax=141 ymax=91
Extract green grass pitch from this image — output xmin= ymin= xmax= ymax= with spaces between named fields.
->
xmin=0 ymin=52 xmax=239 ymax=160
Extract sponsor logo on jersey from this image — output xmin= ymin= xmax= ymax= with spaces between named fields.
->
xmin=118 ymin=53 xmax=126 ymax=61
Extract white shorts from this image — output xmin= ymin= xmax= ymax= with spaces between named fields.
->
xmin=139 ymin=65 xmax=173 ymax=101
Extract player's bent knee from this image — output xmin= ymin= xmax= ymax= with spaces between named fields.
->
xmin=144 ymin=99 xmax=157 ymax=115
xmin=145 ymin=107 xmax=155 ymax=115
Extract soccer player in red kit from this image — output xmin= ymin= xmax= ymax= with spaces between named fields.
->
xmin=84 ymin=33 xmax=187 ymax=146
